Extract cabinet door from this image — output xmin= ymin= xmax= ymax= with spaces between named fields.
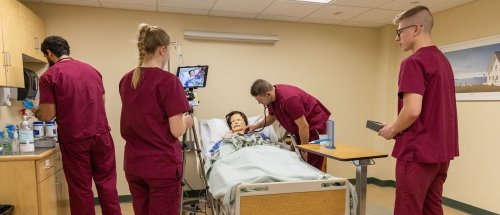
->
xmin=0 ymin=0 xmax=24 ymax=87
xmin=38 ymin=173 xmax=59 ymax=215
xmin=0 ymin=11 xmax=5 ymax=86
xmin=19 ymin=2 xmax=46 ymax=62
xmin=56 ymin=169 xmax=71 ymax=215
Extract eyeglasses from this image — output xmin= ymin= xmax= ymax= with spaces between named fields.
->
xmin=396 ymin=25 xmax=419 ymax=39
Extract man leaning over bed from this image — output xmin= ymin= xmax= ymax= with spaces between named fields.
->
xmin=247 ymin=79 xmax=331 ymax=171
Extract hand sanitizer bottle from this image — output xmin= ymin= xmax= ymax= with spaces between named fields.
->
xmin=19 ymin=116 xmax=35 ymax=152
xmin=12 ymin=131 xmax=20 ymax=154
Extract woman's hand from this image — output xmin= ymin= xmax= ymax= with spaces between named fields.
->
xmin=183 ymin=114 xmax=193 ymax=129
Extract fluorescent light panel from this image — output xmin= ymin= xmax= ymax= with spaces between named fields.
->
xmin=184 ymin=30 xmax=279 ymax=43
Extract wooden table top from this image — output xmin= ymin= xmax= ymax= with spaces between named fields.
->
xmin=296 ymin=143 xmax=388 ymax=161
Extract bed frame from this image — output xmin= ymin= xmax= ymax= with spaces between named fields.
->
xmin=193 ymin=118 xmax=351 ymax=215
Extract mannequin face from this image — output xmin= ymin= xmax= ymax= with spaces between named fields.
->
xmin=229 ymin=113 xmax=247 ymax=133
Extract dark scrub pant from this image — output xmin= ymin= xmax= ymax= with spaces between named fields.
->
xmin=293 ymin=128 xmax=325 ymax=170
xmin=394 ymin=160 xmax=450 ymax=215
xmin=60 ymin=132 xmax=121 ymax=215
xmin=125 ymin=173 xmax=182 ymax=215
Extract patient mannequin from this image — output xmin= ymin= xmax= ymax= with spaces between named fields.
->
xmin=210 ymin=111 xmax=270 ymax=154
xmin=223 ymin=111 xmax=249 ymax=138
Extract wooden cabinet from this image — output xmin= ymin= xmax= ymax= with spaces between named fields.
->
xmin=0 ymin=0 xmax=24 ymax=87
xmin=0 ymin=149 xmax=69 ymax=215
xmin=18 ymin=2 xmax=46 ymax=62
xmin=55 ymin=152 xmax=70 ymax=215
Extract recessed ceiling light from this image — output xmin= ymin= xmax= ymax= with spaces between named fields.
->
xmin=296 ymin=0 xmax=333 ymax=3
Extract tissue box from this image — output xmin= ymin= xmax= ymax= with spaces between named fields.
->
xmin=34 ymin=138 xmax=56 ymax=148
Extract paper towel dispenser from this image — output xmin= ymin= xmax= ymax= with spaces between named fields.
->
xmin=11 ymin=68 xmax=39 ymax=100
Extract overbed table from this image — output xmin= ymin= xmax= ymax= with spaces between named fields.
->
xmin=296 ymin=143 xmax=388 ymax=215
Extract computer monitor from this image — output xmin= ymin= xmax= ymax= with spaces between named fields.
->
xmin=176 ymin=65 xmax=208 ymax=89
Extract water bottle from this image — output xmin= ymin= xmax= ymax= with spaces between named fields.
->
xmin=326 ymin=120 xmax=335 ymax=149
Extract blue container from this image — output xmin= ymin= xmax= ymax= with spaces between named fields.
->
xmin=33 ymin=121 xmax=44 ymax=138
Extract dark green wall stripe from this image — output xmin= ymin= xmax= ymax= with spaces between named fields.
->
xmin=93 ymin=190 xmax=205 ymax=205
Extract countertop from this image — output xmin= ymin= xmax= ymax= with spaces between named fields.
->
xmin=0 ymin=147 xmax=58 ymax=161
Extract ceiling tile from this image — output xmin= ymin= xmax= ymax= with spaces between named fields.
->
xmin=100 ymin=2 xmax=156 ymax=11
xmin=350 ymin=8 xmax=402 ymax=23
xmin=158 ymin=0 xmax=216 ymax=10
xmin=158 ymin=7 xmax=209 ymax=15
xmin=26 ymin=0 xmax=475 ymax=28
xmin=378 ymin=0 xmax=450 ymax=11
xmin=212 ymin=0 xmax=274 ymax=13
xmin=331 ymin=0 xmax=393 ymax=8
xmin=256 ymin=14 xmax=302 ymax=22
xmin=308 ymin=4 xmax=370 ymax=20
xmin=429 ymin=0 xmax=474 ymax=13
xmin=209 ymin=10 xmax=258 ymax=19
xmin=261 ymin=0 xmax=325 ymax=17
xmin=300 ymin=17 xmax=343 ymax=25
xmin=340 ymin=20 xmax=387 ymax=28
xmin=41 ymin=0 xmax=100 ymax=7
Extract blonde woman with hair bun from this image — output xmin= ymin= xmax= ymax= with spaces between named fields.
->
xmin=119 ymin=23 xmax=193 ymax=215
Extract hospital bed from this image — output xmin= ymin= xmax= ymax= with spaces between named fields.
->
xmin=192 ymin=117 xmax=352 ymax=215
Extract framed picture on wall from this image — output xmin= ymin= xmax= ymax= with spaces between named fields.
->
xmin=441 ymin=35 xmax=500 ymax=101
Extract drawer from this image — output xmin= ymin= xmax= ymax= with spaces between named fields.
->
xmin=36 ymin=153 xmax=56 ymax=182
xmin=55 ymin=150 xmax=63 ymax=171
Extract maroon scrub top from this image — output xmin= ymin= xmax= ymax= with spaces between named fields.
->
xmin=268 ymin=84 xmax=331 ymax=139
xmin=393 ymin=46 xmax=459 ymax=163
xmin=39 ymin=59 xmax=111 ymax=143
xmin=119 ymin=67 xmax=190 ymax=178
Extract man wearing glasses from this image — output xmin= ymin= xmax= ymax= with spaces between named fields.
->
xmin=378 ymin=6 xmax=459 ymax=215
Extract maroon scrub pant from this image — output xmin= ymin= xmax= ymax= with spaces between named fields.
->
xmin=293 ymin=129 xmax=325 ymax=170
xmin=125 ymin=173 xmax=182 ymax=215
xmin=60 ymin=132 xmax=121 ymax=215
xmin=394 ymin=160 xmax=450 ymax=215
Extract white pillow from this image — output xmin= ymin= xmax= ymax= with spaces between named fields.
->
xmin=247 ymin=115 xmax=260 ymax=125
xmin=206 ymin=118 xmax=229 ymax=145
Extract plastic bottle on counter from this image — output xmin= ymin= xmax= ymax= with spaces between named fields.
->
xmin=0 ymin=131 xmax=4 ymax=154
xmin=45 ymin=121 xmax=57 ymax=138
xmin=33 ymin=121 xmax=45 ymax=138
xmin=2 ymin=130 xmax=12 ymax=155
xmin=12 ymin=131 xmax=20 ymax=154
xmin=19 ymin=116 xmax=35 ymax=152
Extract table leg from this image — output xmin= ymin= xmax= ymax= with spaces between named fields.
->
xmin=354 ymin=159 xmax=371 ymax=215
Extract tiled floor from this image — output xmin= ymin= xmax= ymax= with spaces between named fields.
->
xmin=96 ymin=184 xmax=469 ymax=215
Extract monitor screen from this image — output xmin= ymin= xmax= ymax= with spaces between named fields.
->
xmin=176 ymin=65 xmax=208 ymax=88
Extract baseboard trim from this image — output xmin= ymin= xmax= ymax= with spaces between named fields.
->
xmin=93 ymin=189 xmax=205 ymax=205
xmin=348 ymin=177 xmax=497 ymax=215
xmin=94 ymin=178 xmax=496 ymax=214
